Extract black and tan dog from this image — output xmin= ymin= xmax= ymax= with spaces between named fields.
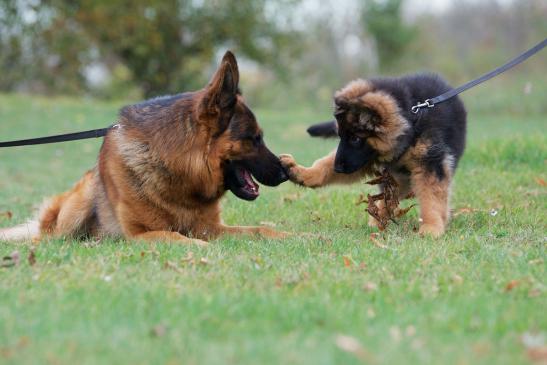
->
xmin=280 ymin=73 xmax=467 ymax=237
xmin=1 ymin=51 xmax=288 ymax=245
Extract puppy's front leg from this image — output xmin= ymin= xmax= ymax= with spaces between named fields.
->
xmin=280 ymin=151 xmax=369 ymax=188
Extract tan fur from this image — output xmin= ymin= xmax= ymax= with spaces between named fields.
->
xmin=279 ymin=151 xmax=374 ymax=188
xmin=334 ymin=79 xmax=373 ymax=100
xmin=359 ymin=92 xmax=409 ymax=159
xmin=2 ymin=52 xmax=287 ymax=245
xmin=281 ymin=76 xmax=456 ymax=237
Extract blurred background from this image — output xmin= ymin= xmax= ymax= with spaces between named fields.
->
xmin=0 ymin=0 xmax=545 ymax=112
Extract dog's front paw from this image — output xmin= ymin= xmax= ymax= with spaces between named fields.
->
xmin=418 ymin=223 xmax=445 ymax=238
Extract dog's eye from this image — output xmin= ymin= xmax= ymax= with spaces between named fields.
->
xmin=349 ymin=135 xmax=362 ymax=147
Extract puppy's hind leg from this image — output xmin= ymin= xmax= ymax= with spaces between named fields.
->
xmin=411 ymin=170 xmax=451 ymax=238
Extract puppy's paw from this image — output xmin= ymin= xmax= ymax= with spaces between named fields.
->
xmin=418 ymin=223 xmax=444 ymax=238
xmin=279 ymin=154 xmax=325 ymax=188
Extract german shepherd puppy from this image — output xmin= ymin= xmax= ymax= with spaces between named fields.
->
xmin=1 ymin=51 xmax=289 ymax=245
xmin=280 ymin=73 xmax=467 ymax=237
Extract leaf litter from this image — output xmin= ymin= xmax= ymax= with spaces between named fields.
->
xmin=356 ymin=169 xmax=415 ymax=231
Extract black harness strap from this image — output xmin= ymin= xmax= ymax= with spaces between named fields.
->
xmin=412 ymin=38 xmax=547 ymax=113
xmin=0 ymin=125 xmax=117 ymax=148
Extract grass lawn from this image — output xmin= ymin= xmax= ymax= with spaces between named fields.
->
xmin=0 ymin=86 xmax=545 ymax=364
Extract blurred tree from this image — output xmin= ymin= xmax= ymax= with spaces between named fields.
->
xmin=361 ymin=0 xmax=416 ymax=70
xmin=1 ymin=0 xmax=300 ymax=97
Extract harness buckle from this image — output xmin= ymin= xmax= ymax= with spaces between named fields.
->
xmin=411 ymin=99 xmax=434 ymax=114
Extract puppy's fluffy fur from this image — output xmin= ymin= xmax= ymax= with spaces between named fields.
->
xmin=281 ymin=73 xmax=467 ymax=237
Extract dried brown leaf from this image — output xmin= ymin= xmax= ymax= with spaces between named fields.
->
xmin=0 ymin=211 xmax=12 ymax=220
xmin=535 ymin=178 xmax=547 ymax=187
xmin=342 ymin=256 xmax=352 ymax=267
xmin=150 ymin=324 xmax=167 ymax=338
xmin=527 ymin=347 xmax=547 ymax=363
xmin=1 ymin=251 xmax=20 ymax=268
xmin=505 ymin=279 xmax=520 ymax=292
xmin=28 ymin=249 xmax=36 ymax=266
xmin=370 ymin=233 xmax=388 ymax=249
xmin=335 ymin=334 xmax=373 ymax=362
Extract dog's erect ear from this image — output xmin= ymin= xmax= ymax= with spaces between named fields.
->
xmin=203 ymin=51 xmax=240 ymax=114
xmin=334 ymin=96 xmax=351 ymax=115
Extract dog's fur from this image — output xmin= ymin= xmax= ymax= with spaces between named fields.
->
xmin=280 ymin=73 xmax=467 ymax=237
xmin=1 ymin=51 xmax=289 ymax=245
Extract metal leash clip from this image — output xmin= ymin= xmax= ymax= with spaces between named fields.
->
xmin=411 ymin=99 xmax=434 ymax=114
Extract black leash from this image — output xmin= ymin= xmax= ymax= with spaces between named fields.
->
xmin=0 ymin=124 xmax=118 ymax=148
xmin=0 ymin=39 xmax=545 ymax=147
xmin=411 ymin=38 xmax=547 ymax=113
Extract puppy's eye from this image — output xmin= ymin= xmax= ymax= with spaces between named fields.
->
xmin=349 ymin=135 xmax=362 ymax=147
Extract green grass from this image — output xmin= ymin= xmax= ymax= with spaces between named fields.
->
xmin=0 ymin=92 xmax=545 ymax=365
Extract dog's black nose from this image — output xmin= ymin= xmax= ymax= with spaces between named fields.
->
xmin=278 ymin=168 xmax=289 ymax=182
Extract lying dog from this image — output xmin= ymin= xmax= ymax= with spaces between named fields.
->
xmin=281 ymin=73 xmax=467 ymax=237
xmin=1 ymin=51 xmax=288 ymax=245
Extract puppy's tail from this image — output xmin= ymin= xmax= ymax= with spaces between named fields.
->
xmin=307 ymin=120 xmax=338 ymax=138
xmin=0 ymin=220 xmax=39 ymax=242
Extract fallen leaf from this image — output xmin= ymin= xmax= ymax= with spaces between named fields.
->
xmin=335 ymin=334 xmax=373 ymax=362
xmin=363 ymin=282 xmax=378 ymax=292
xmin=283 ymin=193 xmax=300 ymax=203
xmin=362 ymin=169 xmax=404 ymax=230
xmin=535 ymin=178 xmax=546 ymax=187
xmin=199 ymin=257 xmax=209 ymax=265
xmin=150 ymin=324 xmax=167 ymax=338
xmin=342 ymin=256 xmax=352 ymax=267
xmin=527 ymin=347 xmax=547 ymax=363
xmin=454 ymin=207 xmax=479 ymax=216
xmin=505 ymin=279 xmax=520 ymax=292
xmin=164 ymin=260 xmax=184 ymax=273
xmin=370 ymin=233 xmax=388 ymax=249
xmin=405 ymin=325 xmax=416 ymax=337
xmin=28 ymin=250 xmax=36 ymax=266
xmin=259 ymin=221 xmax=276 ymax=227
xmin=1 ymin=251 xmax=20 ymax=268
xmin=522 ymin=332 xmax=547 ymax=363
xmin=452 ymin=274 xmax=463 ymax=285
xmin=181 ymin=252 xmax=194 ymax=263
xmin=389 ymin=326 xmax=402 ymax=342
xmin=0 ymin=211 xmax=12 ymax=220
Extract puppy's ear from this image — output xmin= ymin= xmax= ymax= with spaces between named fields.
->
xmin=334 ymin=96 xmax=351 ymax=113
xmin=203 ymin=51 xmax=240 ymax=114
xmin=358 ymin=107 xmax=381 ymax=127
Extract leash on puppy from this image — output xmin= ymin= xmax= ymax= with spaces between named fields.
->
xmin=411 ymin=38 xmax=547 ymax=113
xmin=0 ymin=38 xmax=545 ymax=148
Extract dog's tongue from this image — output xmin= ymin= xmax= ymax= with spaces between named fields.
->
xmin=242 ymin=169 xmax=259 ymax=195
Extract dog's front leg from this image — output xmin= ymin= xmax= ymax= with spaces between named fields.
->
xmin=130 ymin=231 xmax=209 ymax=246
xmin=215 ymin=225 xmax=289 ymax=240
xmin=280 ymin=151 xmax=369 ymax=188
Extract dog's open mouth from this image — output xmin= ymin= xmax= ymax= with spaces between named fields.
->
xmin=224 ymin=161 xmax=260 ymax=201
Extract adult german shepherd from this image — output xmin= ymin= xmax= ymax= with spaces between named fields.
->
xmin=1 ymin=51 xmax=288 ymax=245
xmin=280 ymin=74 xmax=467 ymax=237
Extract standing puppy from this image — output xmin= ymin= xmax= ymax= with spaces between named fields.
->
xmin=281 ymin=73 xmax=467 ymax=237
xmin=1 ymin=51 xmax=289 ymax=245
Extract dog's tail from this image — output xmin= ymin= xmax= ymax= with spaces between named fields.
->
xmin=0 ymin=220 xmax=40 ymax=242
xmin=0 ymin=169 xmax=97 ymax=243
xmin=307 ymin=120 xmax=338 ymax=138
